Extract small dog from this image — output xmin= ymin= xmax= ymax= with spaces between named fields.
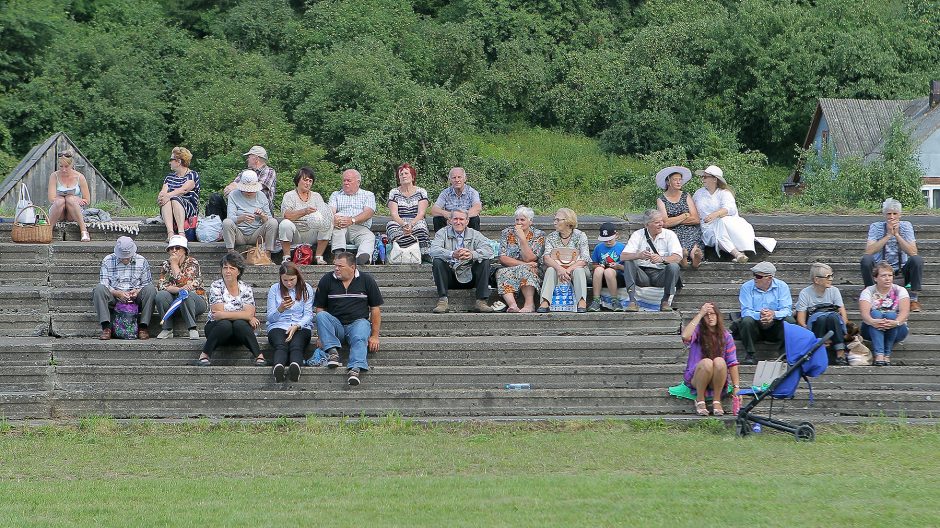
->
xmin=844 ymin=322 xmax=873 ymax=366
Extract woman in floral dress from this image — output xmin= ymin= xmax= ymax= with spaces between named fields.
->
xmin=496 ymin=206 xmax=545 ymax=313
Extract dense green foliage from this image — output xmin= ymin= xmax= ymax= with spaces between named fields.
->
xmin=0 ymin=0 xmax=935 ymax=210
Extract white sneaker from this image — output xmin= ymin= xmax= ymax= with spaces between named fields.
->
xmin=315 ymin=256 xmax=327 ymax=265
xmin=156 ymin=329 xmax=173 ymax=339
xmin=188 ymin=329 xmax=200 ymax=340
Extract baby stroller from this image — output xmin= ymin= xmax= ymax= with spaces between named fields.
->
xmin=736 ymin=323 xmax=831 ymax=442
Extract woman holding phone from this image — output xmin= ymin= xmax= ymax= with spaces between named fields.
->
xmin=265 ymin=262 xmax=314 ymax=382
xmin=47 ymin=148 xmax=92 ymax=241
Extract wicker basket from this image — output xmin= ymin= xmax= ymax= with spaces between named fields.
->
xmin=12 ymin=205 xmax=53 ymax=244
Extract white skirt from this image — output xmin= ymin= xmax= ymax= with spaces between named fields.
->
xmin=701 ymin=215 xmax=775 ymax=256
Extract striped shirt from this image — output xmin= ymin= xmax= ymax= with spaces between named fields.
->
xmin=387 ymin=187 xmax=429 ymax=219
xmin=163 ymin=170 xmax=200 ymax=217
xmin=329 ymin=188 xmax=377 ymax=228
xmin=100 ymin=254 xmax=153 ymax=291
xmin=314 ymin=270 xmax=383 ymax=325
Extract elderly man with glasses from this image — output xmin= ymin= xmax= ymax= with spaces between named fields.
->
xmin=795 ymin=262 xmax=850 ymax=365
xmin=736 ymin=261 xmax=793 ymax=365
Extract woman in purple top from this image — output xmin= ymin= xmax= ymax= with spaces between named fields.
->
xmin=681 ymin=302 xmax=741 ymax=416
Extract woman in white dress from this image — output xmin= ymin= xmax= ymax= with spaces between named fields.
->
xmin=692 ymin=165 xmax=770 ymax=264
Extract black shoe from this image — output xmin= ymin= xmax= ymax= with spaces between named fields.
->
xmin=288 ymin=362 xmax=301 ymax=382
xmin=347 ymin=367 xmax=361 ymax=386
xmin=421 ymin=254 xmax=432 ymax=264
xmin=273 ymin=364 xmax=285 ymax=383
xmin=326 ymin=348 xmax=341 ymax=368
xmin=741 ymin=354 xmax=757 ymax=366
xmin=834 ymin=356 xmax=849 ymax=366
xmin=356 ymin=254 xmax=371 ymax=265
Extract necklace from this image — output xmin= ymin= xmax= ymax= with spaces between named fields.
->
xmin=559 ymin=230 xmax=573 ymax=243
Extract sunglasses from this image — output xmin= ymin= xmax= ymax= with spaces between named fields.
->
xmin=816 ymin=274 xmax=833 ymax=279
xmin=58 ymin=153 xmax=72 ymax=158
xmin=753 ymin=273 xmax=771 ymax=279
xmin=169 ymin=157 xmax=180 ymax=162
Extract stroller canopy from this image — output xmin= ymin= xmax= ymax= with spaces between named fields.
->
xmin=772 ymin=322 xmax=829 ymax=398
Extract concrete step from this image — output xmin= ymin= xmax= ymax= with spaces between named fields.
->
xmin=0 ymin=392 xmax=51 ymax=420
xmin=48 ymin=336 xmax=686 ymax=366
xmin=0 ymin=312 xmax=49 ymax=338
xmin=49 ymin=364 xmax=940 ymax=392
xmin=48 ymin=310 xmax=682 ymax=339
xmin=41 ymin=387 xmax=940 ymax=419
xmin=0 ymin=366 xmax=54 ymax=391
xmin=0 ymin=337 xmax=53 ymax=365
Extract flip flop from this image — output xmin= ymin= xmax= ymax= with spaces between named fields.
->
xmin=196 ymin=357 xmax=211 ymax=367
xmin=254 ymin=356 xmax=267 ymax=366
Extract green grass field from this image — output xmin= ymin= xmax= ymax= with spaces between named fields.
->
xmin=0 ymin=418 xmax=936 ymax=526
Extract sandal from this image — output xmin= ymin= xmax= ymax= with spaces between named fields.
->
xmin=695 ymin=400 xmax=709 ymax=416
xmin=254 ymin=355 xmax=267 ymax=366
xmin=80 ymin=231 xmax=91 ymax=242
xmin=712 ymin=400 xmax=724 ymax=416
xmin=196 ymin=356 xmax=211 ymax=367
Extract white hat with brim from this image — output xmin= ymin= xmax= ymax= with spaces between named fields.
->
xmin=695 ymin=165 xmax=727 ymax=185
xmin=166 ymin=234 xmax=189 ymax=252
xmin=236 ymin=170 xmax=262 ymax=193
xmin=243 ymin=145 xmax=267 ymax=159
xmin=655 ymin=166 xmax=692 ymax=190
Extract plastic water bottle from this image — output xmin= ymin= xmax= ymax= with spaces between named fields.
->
xmin=505 ymin=383 xmax=531 ymax=390
xmin=752 ymin=423 xmax=762 ymax=434
xmin=732 ymin=395 xmax=741 ymax=415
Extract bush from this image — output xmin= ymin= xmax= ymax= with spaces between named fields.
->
xmin=796 ymin=117 xmax=924 ymax=210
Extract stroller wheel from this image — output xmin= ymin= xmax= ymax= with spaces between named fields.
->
xmin=794 ymin=424 xmax=815 ymax=442
xmin=735 ymin=417 xmax=750 ymax=437
xmin=798 ymin=421 xmax=816 ymax=434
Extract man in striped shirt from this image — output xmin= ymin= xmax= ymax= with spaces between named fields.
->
xmin=314 ymin=252 xmax=384 ymax=386
xmin=329 ymin=169 xmax=376 ymax=265
xmin=224 ymin=145 xmax=277 ymax=216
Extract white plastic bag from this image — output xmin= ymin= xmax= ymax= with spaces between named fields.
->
xmin=195 ymin=214 xmax=223 ymax=242
xmin=15 ymin=184 xmax=36 ymax=224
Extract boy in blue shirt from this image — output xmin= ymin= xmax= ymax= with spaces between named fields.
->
xmin=589 ymin=222 xmax=627 ymax=311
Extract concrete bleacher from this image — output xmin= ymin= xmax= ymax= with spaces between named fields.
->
xmin=1 ymin=214 xmax=939 ymax=422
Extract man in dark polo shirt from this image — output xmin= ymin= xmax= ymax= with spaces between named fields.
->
xmin=314 ymin=251 xmax=383 ymax=386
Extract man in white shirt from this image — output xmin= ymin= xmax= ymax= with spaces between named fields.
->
xmin=329 ymin=169 xmax=376 ymax=265
xmin=620 ymin=209 xmax=683 ymax=312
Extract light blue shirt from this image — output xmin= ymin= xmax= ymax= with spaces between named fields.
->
xmin=739 ymin=278 xmax=792 ymax=321
xmin=867 ymin=220 xmax=916 ymax=270
xmin=265 ymin=282 xmax=315 ymax=331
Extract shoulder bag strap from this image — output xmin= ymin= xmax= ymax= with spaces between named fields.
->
xmin=644 ymin=229 xmax=659 ymax=255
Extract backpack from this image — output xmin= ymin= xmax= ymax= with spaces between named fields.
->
xmin=205 ymin=193 xmax=227 ymax=220
xmin=291 ymin=244 xmax=313 ymax=265
xmin=113 ymin=301 xmax=139 ymax=339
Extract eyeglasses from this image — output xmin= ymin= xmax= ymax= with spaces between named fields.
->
xmin=553 ymin=218 xmax=565 ymax=223
xmin=753 ymin=273 xmax=771 ymax=279
xmin=815 ymin=274 xmax=833 ymax=279
xmin=58 ymin=153 xmax=72 ymax=158
xmin=169 ymin=158 xmax=179 ymax=162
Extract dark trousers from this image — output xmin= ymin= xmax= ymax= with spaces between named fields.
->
xmin=861 ymin=254 xmax=923 ymax=290
xmin=433 ymin=215 xmax=480 ymax=232
xmin=432 ymin=257 xmax=490 ymax=299
xmin=267 ymin=327 xmax=311 ymax=366
xmin=203 ymin=319 xmax=261 ymax=358
xmin=738 ymin=317 xmax=795 ymax=357
xmin=810 ymin=312 xmax=846 ymax=357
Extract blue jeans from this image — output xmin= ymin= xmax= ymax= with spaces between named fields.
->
xmin=861 ymin=310 xmax=908 ymax=357
xmin=316 ymin=311 xmax=371 ymax=370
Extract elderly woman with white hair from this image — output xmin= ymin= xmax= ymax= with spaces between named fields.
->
xmin=692 ymin=165 xmax=773 ymax=264
xmin=496 ymin=206 xmax=546 ymax=313
xmin=861 ymin=197 xmax=924 ymax=312
xmin=47 ymin=147 xmax=92 ymax=241
xmin=795 ymin=262 xmax=850 ymax=365
xmin=222 ymin=170 xmax=279 ymax=255
xmin=537 ymin=208 xmax=590 ymax=313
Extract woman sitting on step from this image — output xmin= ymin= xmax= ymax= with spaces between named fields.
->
xmin=795 ymin=262 xmax=850 ymax=365
xmin=655 ymin=166 xmax=703 ymax=268
xmin=197 ymin=252 xmax=263 ymax=367
xmin=47 ymin=147 xmax=92 ymax=241
xmin=155 ymin=235 xmax=207 ymax=340
xmin=681 ymin=302 xmax=741 ymax=416
xmin=537 ymin=208 xmax=590 ymax=313
xmin=497 ymin=206 xmax=546 ymax=313
xmin=265 ymin=262 xmax=314 ymax=383
xmin=158 ymin=146 xmax=200 ymax=242
xmin=859 ymin=261 xmax=910 ymax=367
xmin=692 ymin=165 xmax=757 ymax=264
